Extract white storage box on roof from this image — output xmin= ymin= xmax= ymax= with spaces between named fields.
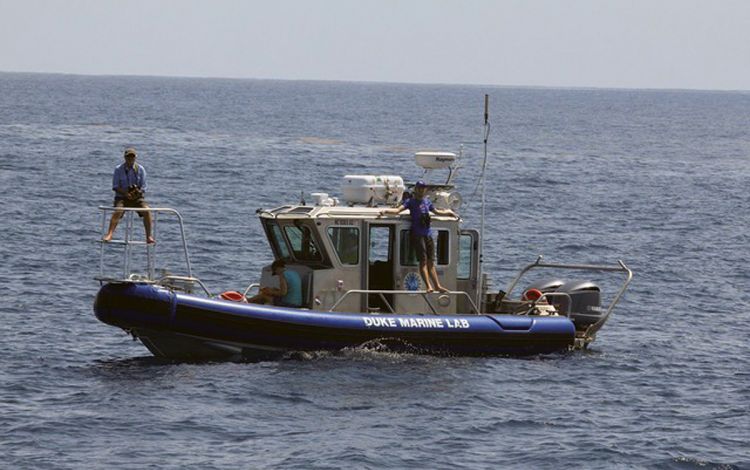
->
xmin=342 ymin=175 xmax=405 ymax=206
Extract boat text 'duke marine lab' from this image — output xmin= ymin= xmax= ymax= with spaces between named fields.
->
xmin=93 ymin=97 xmax=632 ymax=360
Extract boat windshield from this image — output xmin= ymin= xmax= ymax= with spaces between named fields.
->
xmin=265 ymin=222 xmax=291 ymax=259
xmin=283 ymin=223 xmax=323 ymax=262
xmin=263 ymin=219 xmax=328 ymax=265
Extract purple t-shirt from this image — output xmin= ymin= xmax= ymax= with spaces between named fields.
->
xmin=403 ymin=197 xmax=434 ymax=237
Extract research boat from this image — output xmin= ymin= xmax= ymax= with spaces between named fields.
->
xmin=93 ymin=100 xmax=632 ymax=360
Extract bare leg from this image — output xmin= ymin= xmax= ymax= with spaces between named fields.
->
xmin=419 ymin=261 xmax=435 ymax=292
xmin=102 ymin=210 xmax=124 ymax=241
xmin=143 ymin=212 xmax=155 ymax=244
xmin=428 ymin=261 xmax=449 ymax=293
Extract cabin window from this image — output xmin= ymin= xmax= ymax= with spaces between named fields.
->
xmin=327 ymin=226 xmax=359 ymax=265
xmin=458 ymin=234 xmax=473 ymax=280
xmin=400 ymin=230 xmax=450 ymax=266
xmin=369 ymin=226 xmax=392 ymax=263
xmin=400 ymin=230 xmax=418 ymax=266
xmin=268 ymin=223 xmax=291 ymax=259
xmin=284 ymin=224 xmax=323 ymax=262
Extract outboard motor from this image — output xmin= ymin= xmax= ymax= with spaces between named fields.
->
xmin=524 ymin=279 xmax=602 ymax=330
xmin=557 ymin=281 xmax=602 ymax=330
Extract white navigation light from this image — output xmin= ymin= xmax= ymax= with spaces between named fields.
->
xmin=415 ymin=151 xmax=456 ymax=169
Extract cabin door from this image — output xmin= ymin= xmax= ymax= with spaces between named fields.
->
xmin=363 ymin=223 xmax=395 ymax=312
xmin=456 ymin=229 xmax=480 ymax=313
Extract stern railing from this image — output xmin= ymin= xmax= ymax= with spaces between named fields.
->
xmin=504 ymin=255 xmax=633 ymax=334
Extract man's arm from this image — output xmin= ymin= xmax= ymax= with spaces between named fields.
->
xmin=379 ymin=206 xmax=408 ymax=216
xmin=431 ymin=207 xmax=457 ymax=218
xmin=139 ymin=165 xmax=147 ymax=193
xmin=261 ymin=271 xmax=288 ymax=297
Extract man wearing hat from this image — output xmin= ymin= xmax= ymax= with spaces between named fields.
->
xmin=379 ymin=181 xmax=456 ymax=293
xmin=102 ymin=148 xmax=154 ymax=244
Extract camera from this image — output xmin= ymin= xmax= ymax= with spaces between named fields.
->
xmin=420 ymin=212 xmax=431 ymax=228
xmin=127 ymin=185 xmax=143 ymax=199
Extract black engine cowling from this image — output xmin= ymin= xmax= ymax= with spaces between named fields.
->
xmin=525 ymin=279 xmax=602 ymax=329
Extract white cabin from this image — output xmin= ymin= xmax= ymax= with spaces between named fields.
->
xmin=257 ymin=183 xmax=480 ymax=315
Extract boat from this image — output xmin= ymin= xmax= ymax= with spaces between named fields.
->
xmin=93 ymin=99 xmax=632 ymax=360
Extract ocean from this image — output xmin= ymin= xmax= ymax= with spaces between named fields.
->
xmin=0 ymin=72 xmax=748 ymax=469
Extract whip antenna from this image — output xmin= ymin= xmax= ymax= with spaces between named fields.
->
xmin=478 ymin=94 xmax=490 ymax=307
xmin=484 ymin=95 xmax=490 ymax=125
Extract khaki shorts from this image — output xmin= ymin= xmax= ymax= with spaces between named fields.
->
xmin=412 ymin=234 xmax=435 ymax=263
xmin=114 ymin=198 xmax=149 ymax=218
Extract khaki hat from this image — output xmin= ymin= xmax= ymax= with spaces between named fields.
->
xmin=124 ymin=148 xmax=137 ymax=158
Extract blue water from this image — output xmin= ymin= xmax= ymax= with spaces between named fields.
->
xmin=1 ymin=73 xmax=748 ymax=469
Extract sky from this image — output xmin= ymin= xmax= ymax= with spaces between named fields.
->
xmin=1 ymin=0 xmax=749 ymax=90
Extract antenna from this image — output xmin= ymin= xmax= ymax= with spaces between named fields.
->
xmin=484 ymin=95 xmax=490 ymax=125
xmin=478 ymin=94 xmax=490 ymax=308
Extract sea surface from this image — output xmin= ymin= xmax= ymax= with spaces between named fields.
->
xmin=0 ymin=73 xmax=748 ymax=469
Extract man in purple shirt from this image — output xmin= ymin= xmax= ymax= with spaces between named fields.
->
xmin=379 ymin=181 xmax=456 ymax=293
xmin=102 ymin=148 xmax=154 ymax=244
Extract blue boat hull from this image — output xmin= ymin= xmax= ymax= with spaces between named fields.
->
xmin=94 ymin=283 xmax=576 ymax=359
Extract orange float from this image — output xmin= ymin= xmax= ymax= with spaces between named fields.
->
xmin=522 ymin=288 xmax=543 ymax=302
xmin=219 ymin=290 xmax=246 ymax=302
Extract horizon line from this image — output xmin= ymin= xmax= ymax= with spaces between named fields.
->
xmin=1 ymin=69 xmax=748 ymax=94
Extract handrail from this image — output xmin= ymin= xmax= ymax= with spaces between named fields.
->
xmin=328 ymin=289 xmax=480 ymax=315
xmin=156 ymin=275 xmax=212 ymax=297
xmin=242 ymin=283 xmax=261 ymax=297
xmin=504 ymin=255 xmax=633 ymax=329
xmin=257 ymin=207 xmax=315 ymax=220
xmin=98 ymin=206 xmax=193 ymax=283
xmin=272 ymin=213 xmax=315 ymax=219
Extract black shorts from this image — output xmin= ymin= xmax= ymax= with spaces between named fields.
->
xmin=412 ymin=234 xmax=435 ymax=263
xmin=114 ymin=198 xmax=149 ymax=218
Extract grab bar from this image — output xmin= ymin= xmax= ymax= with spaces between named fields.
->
xmin=329 ymin=289 xmax=480 ymax=315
